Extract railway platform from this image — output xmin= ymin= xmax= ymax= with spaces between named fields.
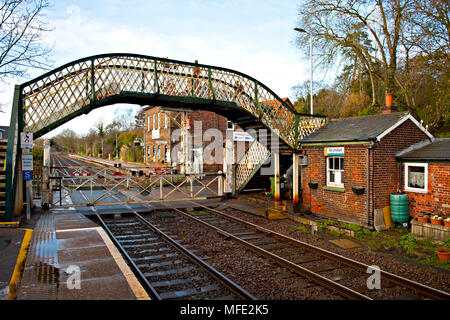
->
xmin=5 ymin=207 xmax=149 ymax=300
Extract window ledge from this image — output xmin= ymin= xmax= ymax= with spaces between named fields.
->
xmin=323 ymin=186 xmax=345 ymax=193
xmin=404 ymin=188 xmax=428 ymax=194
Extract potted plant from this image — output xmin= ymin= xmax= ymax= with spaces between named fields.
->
xmin=444 ymin=217 xmax=450 ymax=228
xmin=436 ymin=247 xmax=450 ymax=261
xmin=430 ymin=215 xmax=443 ymax=225
xmin=417 ymin=214 xmax=430 ymax=223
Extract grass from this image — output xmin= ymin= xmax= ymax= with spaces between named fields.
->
xmin=293 ymin=225 xmax=308 ymax=233
xmin=313 ymin=218 xmax=449 ymax=271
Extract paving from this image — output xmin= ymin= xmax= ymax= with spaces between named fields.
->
xmin=2 ymin=207 xmax=149 ymax=300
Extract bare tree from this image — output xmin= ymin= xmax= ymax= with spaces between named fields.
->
xmin=296 ymin=0 xmax=410 ymax=105
xmin=0 ymin=0 xmax=53 ymax=112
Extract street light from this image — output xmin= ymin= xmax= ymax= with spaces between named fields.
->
xmin=294 ymin=27 xmax=313 ymax=115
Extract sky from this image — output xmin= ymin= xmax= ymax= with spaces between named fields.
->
xmin=0 ymin=0 xmax=313 ymax=138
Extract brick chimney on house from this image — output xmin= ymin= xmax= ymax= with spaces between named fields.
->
xmin=381 ymin=93 xmax=398 ymax=113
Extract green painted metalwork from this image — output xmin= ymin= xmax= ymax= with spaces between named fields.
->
xmin=5 ymin=53 xmax=328 ymax=214
xmin=19 ymin=53 xmax=326 ymax=145
xmin=207 ymin=68 xmax=216 ymax=101
xmin=5 ymin=85 xmax=22 ymax=221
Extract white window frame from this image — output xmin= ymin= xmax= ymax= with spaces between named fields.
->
xmin=157 ymin=112 xmax=161 ymax=129
xmin=404 ymin=162 xmax=428 ymax=193
xmin=147 ymin=116 xmax=150 ymax=132
xmin=164 ymin=113 xmax=168 ymax=129
xmin=153 ymin=114 xmax=156 ymax=129
xmin=326 ymin=156 xmax=344 ymax=188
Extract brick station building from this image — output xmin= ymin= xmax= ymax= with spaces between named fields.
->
xmin=143 ymin=107 xmax=236 ymax=173
xmin=143 ymin=98 xmax=295 ymax=175
xmin=396 ymin=138 xmax=450 ymax=218
xmin=299 ymin=111 xmax=433 ymax=228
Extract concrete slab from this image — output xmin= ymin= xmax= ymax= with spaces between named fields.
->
xmin=16 ymin=210 xmax=150 ymax=300
xmin=329 ymin=239 xmax=360 ymax=249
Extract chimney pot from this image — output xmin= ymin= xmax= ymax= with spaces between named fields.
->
xmin=386 ymin=93 xmax=392 ymax=107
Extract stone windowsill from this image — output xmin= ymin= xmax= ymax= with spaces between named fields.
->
xmin=323 ymin=186 xmax=345 ymax=193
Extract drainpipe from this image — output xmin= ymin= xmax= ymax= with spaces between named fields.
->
xmin=366 ymin=140 xmax=375 ymax=227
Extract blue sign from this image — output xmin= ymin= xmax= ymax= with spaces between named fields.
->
xmin=23 ymin=170 xmax=33 ymax=181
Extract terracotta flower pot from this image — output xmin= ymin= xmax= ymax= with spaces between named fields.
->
xmin=444 ymin=220 xmax=450 ymax=228
xmin=417 ymin=217 xmax=429 ymax=223
xmin=436 ymin=248 xmax=450 ymax=261
xmin=430 ymin=218 xmax=443 ymax=225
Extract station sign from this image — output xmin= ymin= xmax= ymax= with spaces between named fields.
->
xmin=22 ymin=152 xmax=33 ymax=181
xmin=233 ymin=131 xmax=255 ymax=142
xmin=324 ymin=147 xmax=344 ymax=156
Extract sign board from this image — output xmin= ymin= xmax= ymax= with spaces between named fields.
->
xmin=156 ymin=140 xmax=168 ymax=144
xmin=20 ymin=132 xmax=33 ymax=149
xmin=233 ymin=131 xmax=255 ymax=142
xmin=22 ymin=170 xmax=33 ymax=181
xmin=22 ymin=153 xmax=33 ymax=171
xmin=152 ymin=129 xmax=160 ymax=139
xmin=324 ymin=147 xmax=344 ymax=156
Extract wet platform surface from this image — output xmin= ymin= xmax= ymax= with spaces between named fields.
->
xmin=16 ymin=210 xmax=149 ymax=300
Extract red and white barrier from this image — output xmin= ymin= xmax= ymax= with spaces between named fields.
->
xmin=70 ymin=172 xmax=91 ymax=176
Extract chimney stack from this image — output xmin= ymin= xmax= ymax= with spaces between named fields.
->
xmin=381 ymin=93 xmax=398 ymax=113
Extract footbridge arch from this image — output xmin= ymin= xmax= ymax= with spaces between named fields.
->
xmin=4 ymin=53 xmax=327 ymax=220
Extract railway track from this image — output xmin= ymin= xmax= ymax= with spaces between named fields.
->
xmin=148 ymin=204 xmax=450 ymax=300
xmin=95 ymin=212 xmax=255 ymax=300
xmin=49 ymin=153 xmax=450 ymax=300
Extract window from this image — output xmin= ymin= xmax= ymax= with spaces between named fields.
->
xmin=147 ymin=116 xmax=150 ymax=132
xmin=227 ymin=120 xmax=234 ymax=130
xmin=164 ymin=113 xmax=168 ymax=129
xmin=153 ymin=114 xmax=156 ymax=129
xmin=327 ymin=157 xmax=344 ymax=187
xmin=404 ymin=163 xmax=428 ymax=193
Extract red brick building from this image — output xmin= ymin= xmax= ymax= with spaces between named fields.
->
xmin=299 ymin=111 xmax=433 ymax=227
xmin=396 ymin=138 xmax=450 ymax=218
xmin=143 ymin=107 xmax=229 ymax=172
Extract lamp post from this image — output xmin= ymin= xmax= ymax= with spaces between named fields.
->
xmin=294 ymin=27 xmax=313 ymax=115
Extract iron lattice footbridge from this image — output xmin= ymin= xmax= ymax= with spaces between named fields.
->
xmin=5 ymin=53 xmax=327 ymax=219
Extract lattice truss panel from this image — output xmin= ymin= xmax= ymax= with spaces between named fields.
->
xmin=235 ymin=140 xmax=271 ymax=193
xmin=21 ymin=55 xmax=326 ymax=147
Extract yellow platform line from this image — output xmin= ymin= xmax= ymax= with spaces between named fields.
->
xmin=6 ymin=228 xmax=33 ymax=300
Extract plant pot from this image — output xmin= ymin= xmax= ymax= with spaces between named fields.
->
xmin=430 ymin=218 xmax=443 ymax=225
xmin=444 ymin=220 xmax=450 ymax=228
xmin=417 ymin=217 xmax=429 ymax=223
xmin=436 ymin=248 xmax=450 ymax=261
xmin=352 ymin=187 xmax=365 ymax=195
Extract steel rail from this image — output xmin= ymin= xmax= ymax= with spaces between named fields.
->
xmin=95 ymin=212 xmax=161 ymax=300
xmin=64 ymin=162 xmax=255 ymax=300
xmin=132 ymin=212 xmax=256 ymax=300
xmin=192 ymin=203 xmax=450 ymax=300
xmin=168 ymin=206 xmax=372 ymax=300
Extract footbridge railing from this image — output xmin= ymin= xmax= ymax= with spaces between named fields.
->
xmin=5 ymin=53 xmax=327 ymax=220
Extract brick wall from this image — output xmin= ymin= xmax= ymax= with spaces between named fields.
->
xmin=144 ymin=107 xmax=173 ymax=167
xmin=300 ymin=118 xmax=431 ymax=226
xmin=372 ymin=119 xmax=430 ymax=210
xmin=404 ymin=162 xmax=450 ymax=217
xmin=144 ymin=108 xmax=229 ymax=171
xmin=300 ymin=144 xmax=370 ymax=225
